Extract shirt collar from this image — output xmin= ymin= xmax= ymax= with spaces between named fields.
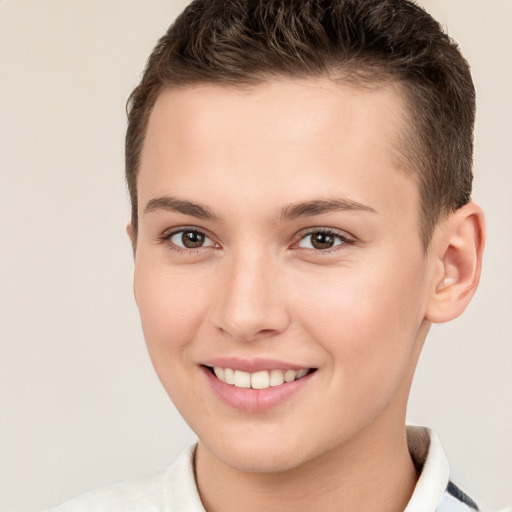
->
xmin=404 ymin=426 xmax=450 ymax=512
xmin=169 ymin=426 xmax=451 ymax=512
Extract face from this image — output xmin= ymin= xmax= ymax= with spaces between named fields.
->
xmin=132 ymin=79 xmax=435 ymax=473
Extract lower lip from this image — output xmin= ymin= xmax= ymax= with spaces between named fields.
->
xmin=201 ymin=367 xmax=315 ymax=412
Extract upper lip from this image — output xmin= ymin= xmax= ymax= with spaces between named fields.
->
xmin=201 ymin=357 xmax=313 ymax=373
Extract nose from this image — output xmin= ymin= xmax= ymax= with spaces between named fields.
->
xmin=212 ymin=251 xmax=291 ymax=342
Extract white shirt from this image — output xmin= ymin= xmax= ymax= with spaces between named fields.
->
xmin=48 ymin=426 xmax=478 ymax=512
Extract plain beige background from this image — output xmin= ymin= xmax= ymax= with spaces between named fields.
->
xmin=0 ymin=1 xmax=510 ymax=511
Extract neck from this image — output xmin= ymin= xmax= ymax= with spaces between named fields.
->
xmin=195 ymin=418 xmax=418 ymax=512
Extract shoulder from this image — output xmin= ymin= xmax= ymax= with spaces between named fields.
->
xmin=46 ymin=445 xmax=205 ymax=512
xmin=48 ymin=468 xmax=169 ymax=512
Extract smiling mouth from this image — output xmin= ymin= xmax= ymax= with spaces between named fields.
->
xmin=205 ymin=366 xmax=316 ymax=390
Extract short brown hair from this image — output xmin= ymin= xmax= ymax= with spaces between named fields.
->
xmin=126 ymin=0 xmax=475 ymax=247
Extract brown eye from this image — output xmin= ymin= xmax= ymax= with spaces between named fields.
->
xmin=168 ymin=229 xmax=215 ymax=250
xmin=297 ymin=230 xmax=348 ymax=250
xmin=181 ymin=230 xmax=205 ymax=248
xmin=310 ymin=232 xmax=335 ymax=249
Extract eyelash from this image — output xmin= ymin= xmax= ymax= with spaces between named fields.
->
xmin=294 ymin=228 xmax=355 ymax=253
xmin=158 ymin=227 xmax=355 ymax=255
xmin=158 ymin=227 xmax=218 ymax=254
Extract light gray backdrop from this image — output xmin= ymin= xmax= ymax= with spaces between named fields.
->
xmin=0 ymin=1 xmax=510 ymax=511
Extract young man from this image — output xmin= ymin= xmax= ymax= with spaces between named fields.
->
xmin=51 ymin=0 xmax=485 ymax=510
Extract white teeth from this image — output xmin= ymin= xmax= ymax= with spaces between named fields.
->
xmin=284 ymin=369 xmax=296 ymax=383
xmin=269 ymin=369 xmax=285 ymax=387
xmin=251 ymin=370 xmax=270 ymax=389
xmin=234 ymin=370 xmax=251 ymax=388
xmin=223 ymin=367 xmax=235 ymax=385
xmin=212 ymin=366 xmax=310 ymax=389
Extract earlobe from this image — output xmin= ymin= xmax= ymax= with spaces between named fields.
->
xmin=425 ymin=203 xmax=485 ymax=324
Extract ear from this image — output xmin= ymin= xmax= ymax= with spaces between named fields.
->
xmin=126 ymin=222 xmax=137 ymax=256
xmin=425 ymin=203 xmax=485 ymax=324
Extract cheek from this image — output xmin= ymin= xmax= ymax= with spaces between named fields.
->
xmin=133 ymin=261 xmax=211 ymax=365
xmin=295 ymin=260 xmax=426 ymax=388
xmin=132 ymin=260 xmax=217 ymax=418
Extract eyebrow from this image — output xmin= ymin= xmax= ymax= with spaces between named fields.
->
xmin=144 ymin=196 xmax=220 ymax=221
xmin=143 ymin=195 xmax=377 ymax=222
xmin=278 ymin=198 xmax=377 ymax=220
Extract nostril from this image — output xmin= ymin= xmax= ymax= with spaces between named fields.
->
xmin=257 ymin=328 xmax=279 ymax=336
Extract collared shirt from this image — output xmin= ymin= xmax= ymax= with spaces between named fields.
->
xmin=405 ymin=426 xmax=478 ymax=512
xmin=48 ymin=426 xmax=478 ymax=512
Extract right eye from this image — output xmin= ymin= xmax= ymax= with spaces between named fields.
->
xmin=166 ymin=229 xmax=217 ymax=250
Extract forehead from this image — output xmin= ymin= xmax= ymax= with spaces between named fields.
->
xmin=138 ymin=78 xmax=417 ymax=225
xmin=143 ymin=78 xmax=408 ymax=163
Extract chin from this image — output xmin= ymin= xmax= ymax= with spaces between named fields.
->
xmin=211 ymin=443 xmax=307 ymax=474
xmin=196 ymin=426 xmax=331 ymax=475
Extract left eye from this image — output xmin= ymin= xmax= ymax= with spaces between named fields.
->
xmin=168 ymin=229 xmax=216 ymax=249
xmin=297 ymin=231 xmax=347 ymax=250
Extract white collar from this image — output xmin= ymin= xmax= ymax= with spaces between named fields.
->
xmin=404 ymin=426 xmax=451 ymax=511
xmin=169 ymin=426 xmax=452 ymax=512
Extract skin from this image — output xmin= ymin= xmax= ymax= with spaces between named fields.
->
xmin=128 ymin=79 xmax=484 ymax=512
